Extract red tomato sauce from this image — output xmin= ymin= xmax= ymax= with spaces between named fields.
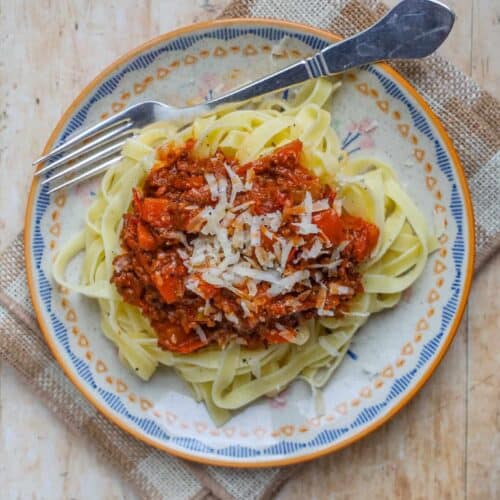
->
xmin=111 ymin=140 xmax=379 ymax=354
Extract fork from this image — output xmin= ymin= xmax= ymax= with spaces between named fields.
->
xmin=34 ymin=0 xmax=454 ymax=193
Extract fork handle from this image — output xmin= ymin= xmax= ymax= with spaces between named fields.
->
xmin=205 ymin=0 xmax=454 ymax=108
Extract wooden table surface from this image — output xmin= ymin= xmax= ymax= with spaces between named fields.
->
xmin=1 ymin=1 xmax=499 ymax=498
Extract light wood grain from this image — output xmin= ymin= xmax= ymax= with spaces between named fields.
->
xmin=471 ymin=0 xmax=500 ymax=96
xmin=467 ymin=1 xmax=499 ymax=498
xmin=0 ymin=1 xmax=498 ymax=499
xmin=466 ymin=252 xmax=500 ymax=500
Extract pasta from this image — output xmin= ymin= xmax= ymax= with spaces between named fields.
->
xmin=53 ymin=78 xmax=437 ymax=425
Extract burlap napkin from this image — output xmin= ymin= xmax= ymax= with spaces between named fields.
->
xmin=1 ymin=0 xmax=499 ymax=498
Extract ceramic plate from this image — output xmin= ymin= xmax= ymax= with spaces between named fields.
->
xmin=25 ymin=19 xmax=474 ymax=467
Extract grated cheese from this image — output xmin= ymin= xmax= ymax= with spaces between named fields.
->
xmin=231 ymin=200 xmax=254 ymax=213
xmin=247 ymin=280 xmax=258 ymax=296
xmin=178 ymin=163 xmax=351 ymax=319
xmin=225 ymin=312 xmax=240 ymax=325
xmin=250 ymin=217 xmax=261 ymax=246
xmin=312 ymin=199 xmax=330 ymax=212
xmin=249 ymin=357 xmax=261 ymax=378
xmin=224 ymin=162 xmax=246 ymax=204
xmin=333 ymin=198 xmax=343 ymax=216
xmin=279 ymin=239 xmax=293 ymax=271
xmin=185 ymin=277 xmax=204 ymax=298
xmin=329 ymin=282 xmax=353 ymax=295
xmin=177 ymin=248 xmax=190 ymax=261
xmin=300 ymin=239 xmax=324 ymax=260
xmin=316 ymin=285 xmax=327 ymax=309
xmin=317 ymin=308 xmax=335 ymax=317
xmin=245 ymin=168 xmax=255 ymax=190
xmin=255 ymin=247 xmax=275 ymax=268
xmin=240 ymin=300 xmax=251 ymax=318
xmin=232 ymin=264 xmax=281 ymax=284
xmin=221 ymin=211 xmax=236 ymax=228
xmin=194 ymin=325 xmax=208 ymax=343
xmin=268 ymin=270 xmax=310 ymax=296
xmin=204 ymin=173 xmax=219 ymax=200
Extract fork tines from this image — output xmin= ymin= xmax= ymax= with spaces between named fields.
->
xmin=33 ymin=116 xmax=134 ymax=193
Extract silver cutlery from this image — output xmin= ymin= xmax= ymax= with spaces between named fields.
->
xmin=33 ymin=0 xmax=455 ymax=193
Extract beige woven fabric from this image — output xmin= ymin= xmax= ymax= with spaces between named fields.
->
xmin=0 ymin=1 xmax=498 ymax=499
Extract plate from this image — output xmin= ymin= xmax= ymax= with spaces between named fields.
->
xmin=25 ymin=19 xmax=475 ymax=467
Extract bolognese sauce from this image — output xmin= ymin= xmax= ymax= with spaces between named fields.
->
xmin=111 ymin=139 xmax=379 ymax=354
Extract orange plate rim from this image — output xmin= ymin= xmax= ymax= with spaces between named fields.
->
xmin=24 ymin=17 xmax=475 ymax=468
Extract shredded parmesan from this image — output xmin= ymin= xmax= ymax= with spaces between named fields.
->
xmin=316 ymin=285 xmax=327 ymax=309
xmin=225 ymin=312 xmax=240 ymax=325
xmin=268 ymin=270 xmax=310 ymax=296
xmin=293 ymin=191 xmax=314 ymax=235
xmin=278 ymin=329 xmax=296 ymax=342
xmin=174 ymin=161 xmax=353 ymax=325
xmin=185 ymin=277 xmax=204 ymax=298
xmin=224 ymin=162 xmax=246 ymax=204
xmin=221 ymin=211 xmax=236 ymax=228
xmin=177 ymin=248 xmax=189 ymax=261
xmin=329 ymin=282 xmax=353 ymax=295
xmin=333 ymin=198 xmax=343 ymax=216
xmin=240 ymin=301 xmax=251 ymax=318
xmin=255 ymin=247 xmax=275 ymax=268
xmin=312 ymin=199 xmax=330 ymax=212
xmin=231 ymin=200 xmax=254 ymax=213
xmin=232 ymin=264 xmax=281 ymax=284
xmin=203 ymin=299 xmax=213 ymax=315
xmin=250 ymin=217 xmax=261 ymax=246
xmin=217 ymin=177 xmax=228 ymax=203
xmin=249 ymin=357 xmax=261 ymax=378
xmin=313 ymin=271 xmax=323 ymax=282
xmin=294 ymin=222 xmax=319 ymax=235
xmin=343 ymin=311 xmax=370 ymax=318
xmin=247 ymin=280 xmax=257 ymax=296
xmin=194 ymin=325 xmax=208 ymax=343
xmin=317 ymin=308 xmax=335 ymax=317
xmin=204 ymin=173 xmax=218 ymax=200
xmin=318 ymin=336 xmax=341 ymax=356
xmin=245 ymin=168 xmax=255 ymax=190
xmin=279 ymin=240 xmax=293 ymax=271
xmin=300 ymin=239 xmax=324 ymax=260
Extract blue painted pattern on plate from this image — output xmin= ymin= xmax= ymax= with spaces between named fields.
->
xmin=30 ymin=25 xmax=468 ymax=461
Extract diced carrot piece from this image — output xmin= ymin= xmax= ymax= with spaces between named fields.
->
xmin=366 ymin=223 xmax=380 ymax=253
xmin=132 ymin=188 xmax=143 ymax=215
xmin=152 ymin=273 xmax=184 ymax=304
xmin=159 ymin=327 xmax=207 ymax=353
xmin=137 ymin=222 xmax=157 ymax=250
xmin=121 ymin=214 xmax=139 ymax=249
xmin=342 ymin=214 xmax=380 ymax=261
xmin=197 ymin=280 xmax=218 ymax=299
xmin=141 ymin=198 xmax=172 ymax=225
xmin=313 ymin=209 xmax=345 ymax=245
xmin=274 ymin=139 xmax=303 ymax=161
xmin=174 ymin=337 xmax=207 ymax=353
xmin=265 ymin=330 xmax=292 ymax=344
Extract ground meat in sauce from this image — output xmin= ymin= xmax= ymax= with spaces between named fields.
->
xmin=111 ymin=139 xmax=379 ymax=354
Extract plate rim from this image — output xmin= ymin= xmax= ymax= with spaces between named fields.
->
xmin=24 ymin=17 xmax=476 ymax=467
